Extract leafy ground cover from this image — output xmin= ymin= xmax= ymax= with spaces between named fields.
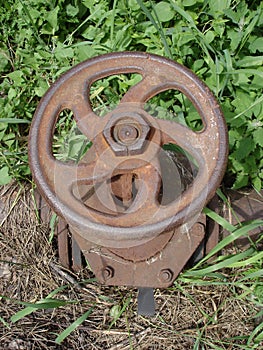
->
xmin=0 ymin=0 xmax=263 ymax=349
xmin=0 ymin=0 xmax=263 ymax=189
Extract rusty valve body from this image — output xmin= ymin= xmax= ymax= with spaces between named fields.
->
xmin=29 ymin=52 xmax=228 ymax=289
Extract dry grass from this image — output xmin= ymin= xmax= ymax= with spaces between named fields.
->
xmin=0 ymin=183 xmax=260 ymax=349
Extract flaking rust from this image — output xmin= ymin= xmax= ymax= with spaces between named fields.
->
xmin=29 ymin=52 xmax=228 ymax=289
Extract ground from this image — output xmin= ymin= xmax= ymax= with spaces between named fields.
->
xmin=0 ymin=183 xmax=261 ymax=349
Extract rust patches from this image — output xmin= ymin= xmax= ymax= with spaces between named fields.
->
xmin=29 ymin=52 xmax=228 ymax=288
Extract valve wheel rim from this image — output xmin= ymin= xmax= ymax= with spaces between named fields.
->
xmin=29 ymin=52 xmax=228 ymax=248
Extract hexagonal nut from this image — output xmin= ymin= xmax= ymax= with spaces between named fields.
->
xmin=103 ymin=112 xmax=151 ymax=156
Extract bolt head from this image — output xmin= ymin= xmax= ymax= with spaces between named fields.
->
xmin=103 ymin=112 xmax=150 ymax=156
xmin=158 ymin=269 xmax=174 ymax=283
xmin=113 ymin=122 xmax=140 ymax=146
xmin=102 ymin=266 xmax=114 ymax=280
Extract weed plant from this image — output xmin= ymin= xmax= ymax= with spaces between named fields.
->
xmin=0 ymin=0 xmax=262 ymax=190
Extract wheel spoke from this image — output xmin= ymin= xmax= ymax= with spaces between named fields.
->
xmin=42 ymin=155 xmax=112 ymax=194
xmin=126 ymin=161 xmax=161 ymax=215
xmin=73 ymin=105 xmax=101 ymax=141
xmin=119 ymin=75 xmax=166 ymax=105
xmin=157 ymin=119 xmax=209 ymax=164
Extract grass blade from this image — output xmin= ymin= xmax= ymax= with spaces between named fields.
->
xmin=184 ymin=248 xmax=255 ymax=277
xmin=0 ymin=118 xmax=30 ymax=124
xmin=170 ymin=1 xmax=215 ymax=63
xmin=227 ymin=251 xmax=263 ymax=268
xmin=55 ymin=307 xmax=94 ymax=344
xmin=136 ymin=0 xmax=172 ymax=58
xmin=11 ymin=285 xmax=71 ymax=323
xmin=0 ymin=315 xmax=10 ymax=329
xmin=238 ymin=269 xmax=263 ymax=282
xmin=192 ymin=219 xmax=263 ymax=269
xmin=203 ymin=207 xmax=236 ymax=232
xmin=11 ymin=298 xmax=76 ymax=323
xmin=247 ymin=321 xmax=263 ymax=346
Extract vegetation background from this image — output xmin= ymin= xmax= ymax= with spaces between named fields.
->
xmin=0 ymin=0 xmax=262 ymax=349
xmin=1 ymin=0 xmax=263 ymax=190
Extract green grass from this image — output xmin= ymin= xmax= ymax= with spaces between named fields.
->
xmin=0 ymin=0 xmax=262 ymax=189
xmin=0 ymin=0 xmax=262 ymax=348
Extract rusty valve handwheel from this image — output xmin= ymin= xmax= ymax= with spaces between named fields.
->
xmin=29 ymin=52 xmax=228 ymax=248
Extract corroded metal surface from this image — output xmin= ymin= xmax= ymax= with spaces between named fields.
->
xmin=29 ymin=52 xmax=228 ymax=250
xmin=29 ymin=52 xmax=229 ymax=289
xmin=72 ymin=218 xmax=206 ymax=288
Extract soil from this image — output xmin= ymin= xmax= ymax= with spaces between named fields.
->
xmin=0 ymin=183 xmax=261 ymax=349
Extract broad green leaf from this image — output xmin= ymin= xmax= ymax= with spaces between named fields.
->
xmin=227 ymin=29 xmax=242 ymax=52
xmin=7 ymin=71 xmax=24 ymax=85
xmin=109 ymin=295 xmax=131 ymax=328
xmin=209 ymin=0 xmax=230 ymax=17
xmin=66 ymin=4 xmax=79 ymax=17
xmin=204 ymin=30 xmax=215 ymax=44
xmin=253 ymin=128 xmax=263 ymax=147
xmin=8 ymin=88 xmax=16 ymax=100
xmin=0 ymin=166 xmax=12 ymax=185
xmin=224 ymin=8 xmax=241 ymax=24
xmin=35 ymin=80 xmax=49 ymax=97
xmin=46 ymin=6 xmax=59 ymax=30
xmin=232 ymin=72 xmax=249 ymax=86
xmin=153 ymin=2 xmax=174 ymax=22
xmin=0 ymin=51 xmax=9 ymax=71
xmin=75 ymin=44 xmax=95 ymax=61
xmin=41 ymin=6 xmax=59 ymax=34
xmin=183 ymin=0 xmax=198 ymax=6
xmin=249 ymin=37 xmax=263 ymax=53
xmin=234 ymin=94 xmax=263 ymax=119
xmin=110 ymin=304 xmax=121 ymax=318
xmin=82 ymin=0 xmax=95 ymax=9
xmin=193 ymin=59 xmax=204 ymax=71
xmin=253 ymin=177 xmax=262 ymax=192
xmin=234 ymin=137 xmax=255 ymax=161
xmin=232 ymin=90 xmax=255 ymax=116
xmin=237 ymin=56 xmax=263 ymax=67
xmin=232 ymin=173 xmax=249 ymax=189
xmin=229 ymin=68 xmax=263 ymax=79
xmin=54 ymin=46 xmax=74 ymax=60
